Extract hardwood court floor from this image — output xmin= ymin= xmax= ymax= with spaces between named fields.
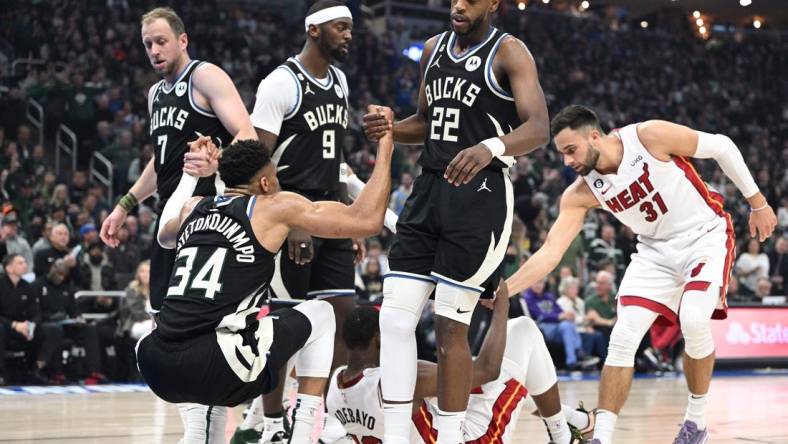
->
xmin=1 ymin=375 xmax=787 ymax=443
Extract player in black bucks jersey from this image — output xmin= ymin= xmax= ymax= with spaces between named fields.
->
xmin=99 ymin=7 xmax=255 ymax=444
xmin=363 ymin=1 xmax=550 ymax=442
xmin=100 ymin=7 xmax=255 ymax=312
xmin=138 ymin=106 xmax=394 ymax=444
xmin=245 ymin=2 xmax=357 ymax=442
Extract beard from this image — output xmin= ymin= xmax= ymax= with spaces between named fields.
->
xmin=330 ymin=46 xmax=348 ymax=62
xmin=577 ymin=144 xmax=601 ymax=176
xmin=451 ymin=14 xmax=483 ymax=36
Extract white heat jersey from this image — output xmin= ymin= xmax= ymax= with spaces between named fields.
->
xmin=413 ymin=358 xmax=528 ymax=444
xmin=327 ymin=360 xmax=528 ymax=444
xmin=583 ymin=124 xmax=727 ymax=241
xmin=326 ymin=366 xmax=385 ymax=443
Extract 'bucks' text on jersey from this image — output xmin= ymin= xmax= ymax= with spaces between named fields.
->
xmin=149 ymin=60 xmax=232 ymax=204
xmin=270 ymin=58 xmax=349 ymax=198
xmin=421 ymin=28 xmax=520 ymax=171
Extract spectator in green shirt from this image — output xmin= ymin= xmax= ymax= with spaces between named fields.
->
xmin=586 ymin=270 xmax=617 ymax=341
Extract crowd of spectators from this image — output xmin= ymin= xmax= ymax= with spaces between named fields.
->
xmin=0 ymin=0 xmax=786 ymax=383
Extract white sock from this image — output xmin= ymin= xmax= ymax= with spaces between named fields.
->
xmin=177 ymin=404 xmax=227 ymax=444
xmin=435 ymin=407 xmax=465 ymax=444
xmin=240 ymin=396 xmax=264 ymax=431
xmin=592 ymin=409 xmax=618 ymax=444
xmin=543 ymin=410 xmax=572 ymax=444
xmin=382 ymin=402 xmax=412 ymax=444
xmin=260 ymin=415 xmax=285 ymax=441
xmin=289 ymin=394 xmax=321 ymax=443
xmin=562 ymin=404 xmax=590 ymax=431
xmin=684 ymin=393 xmax=708 ymax=430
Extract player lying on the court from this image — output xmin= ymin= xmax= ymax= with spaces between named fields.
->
xmin=135 ymin=105 xmax=396 ymax=443
xmin=326 ymin=284 xmax=596 ymax=444
xmin=504 ymin=105 xmax=777 ymax=444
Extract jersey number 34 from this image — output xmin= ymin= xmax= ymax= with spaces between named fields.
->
xmin=167 ymin=247 xmax=227 ymax=299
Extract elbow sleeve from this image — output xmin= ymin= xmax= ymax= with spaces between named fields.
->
xmin=694 ymin=131 xmax=759 ymax=198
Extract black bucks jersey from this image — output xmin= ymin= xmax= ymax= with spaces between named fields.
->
xmin=421 ymin=28 xmax=520 ymax=171
xmin=149 ymin=60 xmax=233 ymax=204
xmin=155 ymin=195 xmax=274 ymax=341
xmin=273 ymin=58 xmax=349 ymax=198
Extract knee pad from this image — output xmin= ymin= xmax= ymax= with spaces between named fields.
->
xmin=382 ymin=276 xmax=435 ymax=316
xmin=434 ymin=282 xmax=480 ymax=325
xmin=680 ymin=288 xmax=717 ymax=359
xmin=294 ymin=300 xmax=336 ymax=339
xmin=605 ymin=306 xmax=657 ymax=367
xmin=507 ymin=318 xmax=558 ymax=396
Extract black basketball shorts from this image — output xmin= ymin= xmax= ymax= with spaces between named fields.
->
xmin=388 ymin=168 xmax=513 ymax=294
xmin=136 ymin=307 xmax=311 ymax=407
xmin=271 ymin=237 xmax=356 ymax=300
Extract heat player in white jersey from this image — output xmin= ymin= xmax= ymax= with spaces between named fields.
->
xmin=326 ymin=285 xmax=596 ymax=444
xmin=506 ymin=105 xmax=777 ymax=444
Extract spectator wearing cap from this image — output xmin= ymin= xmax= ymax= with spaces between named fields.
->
xmin=79 ymin=224 xmax=99 ymax=248
xmin=33 ymin=223 xmax=79 ymax=283
xmin=78 ymin=241 xmax=117 ymax=292
xmin=0 ymin=210 xmax=33 ymax=269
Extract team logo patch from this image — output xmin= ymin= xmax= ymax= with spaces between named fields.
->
xmin=465 ymin=55 xmax=482 ymax=72
xmin=175 ymin=82 xmax=187 ymax=97
xmin=334 ymin=84 xmax=344 ymax=99
xmin=690 ymin=258 xmax=709 ymax=278
xmin=594 ymin=179 xmax=604 ymax=189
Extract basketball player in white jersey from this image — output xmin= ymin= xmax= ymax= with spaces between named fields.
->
xmin=504 ymin=105 xmax=777 ymax=444
xmin=326 ymin=285 xmax=595 ymax=444
xmin=99 ymin=7 xmax=256 ymax=444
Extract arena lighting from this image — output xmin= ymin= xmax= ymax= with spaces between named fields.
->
xmin=753 ymin=19 xmax=762 ymax=28
xmin=740 ymin=0 xmax=752 ymax=6
xmin=580 ymin=1 xmax=590 ymax=10
xmin=699 ymin=26 xmax=707 ymax=34
xmin=542 ymin=0 xmax=550 ymax=4
xmin=696 ymin=18 xmax=704 ymax=26
xmin=518 ymin=1 xmax=526 ymax=10
xmin=693 ymin=10 xmax=701 ymax=18
xmin=640 ymin=21 xmax=648 ymax=28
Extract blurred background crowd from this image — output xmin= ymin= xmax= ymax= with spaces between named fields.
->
xmin=0 ymin=0 xmax=785 ymax=384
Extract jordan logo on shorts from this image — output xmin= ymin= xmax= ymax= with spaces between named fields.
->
xmin=477 ymin=178 xmax=492 ymax=192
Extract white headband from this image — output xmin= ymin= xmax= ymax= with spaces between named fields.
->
xmin=304 ymin=5 xmax=352 ymax=32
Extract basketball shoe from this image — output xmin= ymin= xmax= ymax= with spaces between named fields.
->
xmin=672 ymin=420 xmax=709 ymax=444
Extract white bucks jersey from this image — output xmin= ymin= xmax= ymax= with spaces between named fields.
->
xmin=420 ymin=28 xmax=520 ymax=171
xmin=583 ymin=124 xmax=728 ymax=241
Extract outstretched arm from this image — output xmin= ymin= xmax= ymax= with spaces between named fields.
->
xmin=636 ymin=120 xmax=777 ymax=241
xmin=506 ymin=180 xmax=596 ymax=295
xmin=193 ymin=63 xmax=257 ymax=142
xmin=276 ymin=106 xmax=395 ymax=239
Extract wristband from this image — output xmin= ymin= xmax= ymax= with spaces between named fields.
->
xmin=751 ymin=203 xmax=769 ymax=212
xmin=118 ymin=192 xmax=139 ymax=212
xmin=480 ymin=137 xmax=506 ymax=157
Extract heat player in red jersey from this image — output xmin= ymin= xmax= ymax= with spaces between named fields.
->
xmin=505 ymin=105 xmax=777 ymax=444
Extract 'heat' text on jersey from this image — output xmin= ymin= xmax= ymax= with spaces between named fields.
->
xmin=604 ymin=163 xmax=656 ymax=213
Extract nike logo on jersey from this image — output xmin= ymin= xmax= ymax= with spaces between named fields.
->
xmin=456 ymin=307 xmax=471 ymax=314
xmin=477 ymin=178 xmax=492 ymax=192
